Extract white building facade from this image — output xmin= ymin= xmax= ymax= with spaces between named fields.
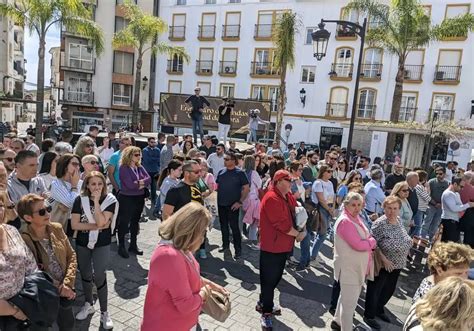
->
xmin=156 ymin=0 xmax=474 ymax=167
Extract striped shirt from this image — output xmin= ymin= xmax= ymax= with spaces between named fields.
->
xmin=414 ymin=184 xmax=431 ymax=212
xmin=50 ymin=179 xmax=79 ymax=209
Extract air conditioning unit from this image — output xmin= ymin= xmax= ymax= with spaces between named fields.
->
xmin=435 ymin=71 xmax=445 ymax=80
xmin=202 ymin=69 xmax=211 ymax=73
xmin=224 ymin=66 xmax=233 ymax=73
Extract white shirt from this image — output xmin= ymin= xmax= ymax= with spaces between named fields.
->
xmin=311 ymin=179 xmax=335 ymax=205
xmin=441 ymin=189 xmax=470 ymax=221
xmin=207 ymin=153 xmax=225 ymax=177
xmin=445 ymin=168 xmax=453 ymax=183
xmin=26 ymin=143 xmax=40 ymax=155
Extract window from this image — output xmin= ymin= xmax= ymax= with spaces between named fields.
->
xmin=445 ymin=4 xmax=470 ymax=19
xmin=116 ymin=0 xmax=136 ymax=4
xmin=362 ymin=48 xmax=383 ymax=78
xmin=435 ymin=49 xmax=462 ymax=82
xmin=197 ymin=48 xmax=214 ymax=74
xmin=113 ymin=84 xmax=132 ymax=106
xmin=69 ymin=43 xmax=93 ymax=70
xmin=66 ymin=74 xmax=92 ymax=103
xmin=177 ymin=0 xmax=186 ymax=5
xmin=229 ymin=0 xmax=241 ymax=3
xmin=301 ymin=66 xmax=316 ymax=83
xmin=337 ymin=7 xmax=359 ymax=38
xmin=168 ymin=54 xmax=184 ymax=73
xmin=328 ymin=87 xmax=348 ymax=117
xmin=255 ymin=11 xmax=284 ymax=39
xmin=205 ymin=0 xmax=216 ymax=3
xmin=220 ymin=48 xmax=238 ymax=75
xmin=404 ymin=49 xmax=425 ymax=81
xmin=305 ymin=27 xmax=316 ymax=44
xmin=170 ymin=14 xmax=186 ymax=40
xmin=115 ymin=17 xmax=129 ymax=32
xmin=220 ymin=84 xmax=235 ymax=98
xmin=113 ymin=51 xmax=134 ymax=75
xmin=431 ymin=93 xmax=455 ymax=121
xmin=197 ymin=82 xmax=211 ymax=96
xmin=251 ymin=48 xmax=278 ymax=76
xmin=199 ymin=13 xmax=216 ymax=39
xmin=168 ymin=80 xmax=182 ymax=93
xmin=399 ymin=92 xmax=418 ymax=121
xmin=357 ymin=89 xmax=376 ymax=119
xmin=223 ymin=12 xmax=241 ymax=39
xmin=333 ymin=47 xmax=353 ymax=77
xmin=250 ymin=85 xmax=279 ymax=101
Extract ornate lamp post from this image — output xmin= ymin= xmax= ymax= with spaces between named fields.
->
xmin=312 ymin=18 xmax=367 ymax=165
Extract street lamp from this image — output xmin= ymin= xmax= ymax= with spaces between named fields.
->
xmin=312 ymin=18 xmax=367 ymax=166
xmin=299 ymin=88 xmax=306 ymax=107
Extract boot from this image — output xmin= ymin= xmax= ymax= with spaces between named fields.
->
xmin=118 ymin=244 xmax=129 ymax=258
xmin=128 ymin=242 xmax=143 ymax=255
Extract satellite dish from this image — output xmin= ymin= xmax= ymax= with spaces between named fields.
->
xmin=449 ymin=141 xmax=460 ymax=151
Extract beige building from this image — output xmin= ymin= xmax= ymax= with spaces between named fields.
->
xmin=0 ymin=0 xmax=26 ymax=124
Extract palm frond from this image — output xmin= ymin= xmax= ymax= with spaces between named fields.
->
xmin=63 ymin=16 xmax=105 ymax=54
xmin=272 ymin=12 xmax=300 ymax=70
xmin=154 ymin=43 xmax=190 ymax=63
xmin=0 ymin=3 xmax=27 ymax=27
xmin=431 ymin=13 xmax=474 ymax=40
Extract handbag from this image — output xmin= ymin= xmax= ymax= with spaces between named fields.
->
xmin=202 ymin=289 xmax=231 ymax=323
xmin=50 ymin=200 xmax=70 ymax=231
xmin=373 ymin=248 xmax=384 ymax=277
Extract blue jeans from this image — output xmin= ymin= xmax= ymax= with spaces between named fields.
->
xmin=421 ymin=205 xmax=442 ymax=240
xmin=311 ymin=206 xmax=331 ymax=259
xmin=192 ymin=117 xmax=204 ymax=144
xmin=298 ymin=231 xmax=311 ymax=268
xmin=148 ymin=172 xmax=157 ymax=203
xmin=410 ymin=211 xmax=425 ymax=237
xmin=153 ymin=198 xmax=161 ymax=215
xmin=248 ymin=128 xmax=257 ymax=142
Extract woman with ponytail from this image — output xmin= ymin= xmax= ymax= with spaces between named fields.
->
xmin=157 ymin=160 xmax=183 ymax=217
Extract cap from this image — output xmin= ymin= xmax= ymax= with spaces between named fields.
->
xmin=273 ymin=170 xmax=291 ymax=183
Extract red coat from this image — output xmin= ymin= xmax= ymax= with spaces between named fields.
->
xmin=259 ymin=187 xmax=297 ymax=253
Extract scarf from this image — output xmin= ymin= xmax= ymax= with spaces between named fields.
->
xmin=81 ymin=193 xmax=119 ymax=249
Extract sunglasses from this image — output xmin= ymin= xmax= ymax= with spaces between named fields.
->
xmin=88 ymin=161 xmax=98 ymax=165
xmin=460 ymin=185 xmax=465 ymax=189
xmin=354 ymin=177 xmax=362 ymax=180
xmin=133 ymin=153 xmax=141 ymax=157
xmin=330 ymin=157 xmax=338 ymax=161
xmin=2 ymin=157 xmax=14 ymax=162
xmin=86 ymin=144 xmax=95 ymax=148
xmin=401 ymin=189 xmax=409 ymax=192
xmin=33 ymin=205 xmax=52 ymax=216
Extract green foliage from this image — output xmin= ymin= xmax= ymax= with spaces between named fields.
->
xmin=112 ymin=0 xmax=189 ymax=61
xmin=272 ymin=12 xmax=300 ymax=70
xmin=432 ymin=13 xmax=474 ymax=39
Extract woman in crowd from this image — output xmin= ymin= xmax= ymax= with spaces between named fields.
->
xmin=242 ymin=155 xmax=262 ymax=250
xmin=363 ymin=196 xmax=412 ymax=330
xmin=156 ymin=159 xmax=182 ymax=216
xmin=50 ymin=154 xmax=81 ymax=235
xmin=0 ymin=190 xmax=21 ymax=229
xmin=336 ymin=159 xmax=349 ymax=183
xmin=182 ymin=140 xmax=194 ymax=156
xmin=404 ymin=277 xmax=474 ymax=331
xmin=74 ymin=136 xmax=104 ymax=173
xmin=117 ymin=146 xmax=150 ymax=258
xmin=0 ymin=195 xmax=36 ymax=327
xmin=19 ymin=194 xmax=77 ymax=330
xmin=141 ymin=202 xmax=228 ymax=331
xmin=54 ymin=141 xmax=74 ymax=156
xmin=310 ymin=164 xmax=336 ymax=265
xmin=199 ymin=159 xmax=216 ymax=191
xmin=98 ymin=137 xmax=114 ymax=165
xmin=256 ymin=154 xmax=269 ymax=178
xmin=390 ymin=181 xmax=413 ymax=232
xmin=412 ymin=242 xmax=472 ymax=303
xmin=285 ymin=150 xmax=296 ymax=167
xmin=39 ymin=151 xmax=58 ymax=190
xmin=296 ymin=153 xmax=308 ymax=166
xmin=331 ymin=192 xmax=376 ymax=331
xmin=413 ymin=170 xmax=431 ymax=238
xmin=71 ymin=172 xmax=118 ymax=329
xmin=336 ymin=170 xmax=362 ymax=206
xmin=81 ymin=155 xmax=100 ymax=179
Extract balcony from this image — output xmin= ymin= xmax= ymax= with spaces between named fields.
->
xmin=356 ymin=104 xmax=376 ymax=119
xmin=433 ymin=65 xmax=461 ymax=84
xmin=219 ymin=61 xmax=237 ymax=76
xmin=399 ymin=107 xmax=417 ymax=122
xmin=60 ymin=51 xmax=95 ymax=74
xmin=13 ymin=61 xmax=24 ymax=76
xmin=360 ymin=64 xmax=382 ymax=80
xmin=329 ymin=63 xmax=354 ymax=81
xmin=326 ymin=103 xmax=348 ymax=118
xmin=254 ymin=24 xmax=273 ymax=40
xmin=222 ymin=25 xmax=240 ymax=40
xmin=167 ymin=60 xmax=183 ymax=74
xmin=168 ymin=26 xmax=185 ymax=41
xmin=196 ymin=60 xmax=213 ymax=75
xmin=62 ymin=90 xmax=94 ymax=105
xmin=430 ymin=108 xmax=454 ymax=121
xmin=198 ymin=25 xmax=216 ymax=40
xmin=250 ymin=62 xmax=279 ymax=77
xmin=336 ymin=25 xmax=357 ymax=40
xmin=403 ymin=65 xmax=424 ymax=83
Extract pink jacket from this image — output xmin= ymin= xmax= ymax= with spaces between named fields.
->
xmin=141 ymin=245 xmax=202 ymax=331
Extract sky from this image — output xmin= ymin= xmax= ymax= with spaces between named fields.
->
xmin=24 ymin=25 xmax=61 ymax=90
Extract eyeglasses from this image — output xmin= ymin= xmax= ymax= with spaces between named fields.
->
xmin=459 ymin=185 xmax=465 ymax=189
xmin=354 ymin=177 xmax=362 ymax=181
xmin=133 ymin=153 xmax=141 ymax=157
xmin=32 ymin=205 xmax=52 ymax=216
xmin=85 ymin=144 xmax=95 ymax=148
xmin=88 ymin=161 xmax=98 ymax=165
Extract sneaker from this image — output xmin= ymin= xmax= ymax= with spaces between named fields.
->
xmin=316 ymin=255 xmax=324 ymax=263
xmin=198 ymin=249 xmax=207 ymax=259
xmin=248 ymin=243 xmax=260 ymax=251
xmin=255 ymin=301 xmax=281 ymax=316
xmin=111 ymin=235 xmax=117 ymax=243
xmin=330 ymin=320 xmax=341 ymax=330
xmin=234 ymin=251 xmax=242 ymax=259
xmin=260 ymin=313 xmax=273 ymax=330
xmin=288 ymin=256 xmax=299 ymax=265
xmin=363 ymin=317 xmax=381 ymax=330
xmin=75 ymin=302 xmax=95 ymax=320
xmin=310 ymin=259 xmax=322 ymax=268
xmin=294 ymin=265 xmax=306 ymax=273
xmin=218 ymin=247 xmax=230 ymax=253
xmin=100 ymin=311 xmax=114 ymax=330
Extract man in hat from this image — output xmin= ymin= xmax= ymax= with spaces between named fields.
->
xmin=185 ymin=87 xmax=210 ymax=145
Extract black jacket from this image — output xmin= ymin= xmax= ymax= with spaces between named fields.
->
xmin=184 ymin=95 xmax=210 ymax=120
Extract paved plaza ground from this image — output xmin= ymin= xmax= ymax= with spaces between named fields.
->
xmin=72 ymin=202 xmax=428 ymax=331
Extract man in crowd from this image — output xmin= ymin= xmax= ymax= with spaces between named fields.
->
xmin=185 ymin=87 xmax=210 ymax=144
xmin=10 ymin=138 xmax=25 ymax=154
xmin=199 ymin=135 xmax=216 ymax=158
xmin=460 ymin=173 xmax=474 ymax=247
xmin=172 ymin=135 xmax=181 ymax=154
xmin=440 ymin=176 xmax=474 ymax=242
xmin=421 ymin=167 xmax=449 ymax=242
xmin=2 ymin=133 xmax=14 ymax=148
xmin=160 ymin=135 xmax=176 ymax=172
xmin=216 ymin=152 xmax=249 ymax=259
xmin=296 ymin=142 xmax=307 ymax=158
xmin=208 ymin=143 xmax=226 ymax=177
xmin=108 ymin=131 xmax=119 ymax=151
xmin=85 ymin=125 xmax=99 ymax=142
xmin=217 ymin=98 xmax=233 ymax=145
xmin=157 ymin=132 xmax=166 ymax=151
xmin=1 ymin=149 xmax=17 ymax=175
xmin=25 ymin=135 xmax=40 ymax=156
xmin=7 ymin=150 xmax=47 ymax=204
xmin=406 ymin=171 xmax=420 ymax=236
xmin=445 ymin=161 xmax=455 ymax=182
xmin=302 ymin=151 xmax=319 ymax=183
xmin=364 ymin=169 xmax=385 ymax=216
xmin=357 ymin=156 xmax=371 ymax=179
xmin=465 ymin=160 xmax=474 ymax=176
xmin=384 ymin=163 xmax=406 ymax=194
xmin=142 ymin=137 xmax=160 ymax=205
xmin=267 ymin=141 xmax=282 ymax=155
xmin=107 ymin=136 xmax=132 ymax=195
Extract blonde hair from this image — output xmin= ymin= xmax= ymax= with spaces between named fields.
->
xmin=80 ymin=171 xmax=107 ymax=198
xmin=342 ymin=191 xmax=364 ymax=207
xmin=0 ymin=191 xmax=15 ymax=223
xmin=159 ymin=202 xmax=211 ymax=251
xmin=428 ymin=242 xmax=473 ymax=275
xmin=74 ymin=136 xmax=96 ymax=159
xmin=390 ymin=181 xmax=409 ymax=198
xmin=382 ymin=195 xmax=402 ymax=209
xmin=415 ymin=277 xmax=474 ymax=330
xmin=120 ymin=146 xmax=142 ymax=167
xmin=81 ymin=154 xmax=98 ymax=166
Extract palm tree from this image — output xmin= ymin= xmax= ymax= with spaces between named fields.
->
xmin=112 ymin=0 xmax=188 ymax=128
xmin=272 ymin=12 xmax=300 ymax=145
xmin=0 ymin=0 xmax=104 ymax=142
xmin=346 ymin=0 xmax=474 ymax=155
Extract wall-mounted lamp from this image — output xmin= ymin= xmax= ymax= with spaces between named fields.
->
xmin=142 ymin=76 xmax=148 ymax=90
xmin=299 ymin=88 xmax=306 ymax=107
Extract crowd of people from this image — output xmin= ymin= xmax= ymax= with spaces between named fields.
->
xmin=0 ymin=128 xmax=473 ymax=331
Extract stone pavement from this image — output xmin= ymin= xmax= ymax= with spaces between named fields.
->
xmin=71 ymin=203 xmax=427 ymax=331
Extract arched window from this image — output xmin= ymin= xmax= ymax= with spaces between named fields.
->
xmin=333 ymin=47 xmax=354 ymax=77
xmin=357 ymin=88 xmax=377 ymax=119
xmin=362 ymin=48 xmax=383 ymax=78
xmin=327 ymin=87 xmax=349 ymax=117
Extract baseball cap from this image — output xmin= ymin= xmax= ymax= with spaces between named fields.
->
xmin=273 ymin=170 xmax=291 ymax=183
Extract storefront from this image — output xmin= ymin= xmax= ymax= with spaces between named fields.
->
xmin=319 ymin=126 xmax=343 ymax=153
